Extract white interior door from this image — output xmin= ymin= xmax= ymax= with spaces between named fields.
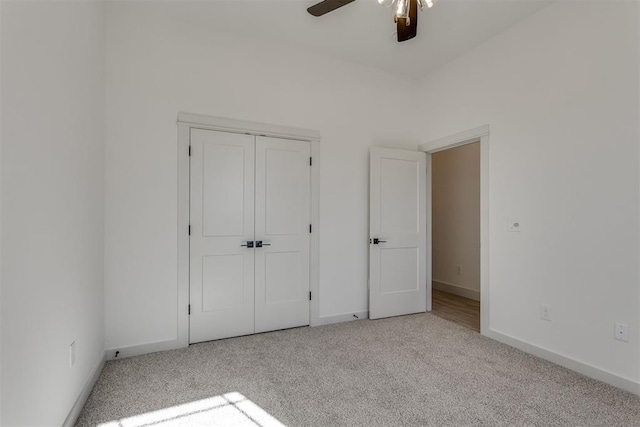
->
xmin=190 ymin=129 xmax=256 ymax=343
xmin=254 ymin=136 xmax=311 ymax=333
xmin=369 ymin=147 xmax=427 ymax=319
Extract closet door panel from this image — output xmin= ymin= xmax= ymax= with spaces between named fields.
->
xmin=254 ymin=137 xmax=311 ymax=333
xmin=189 ymin=129 xmax=255 ymax=344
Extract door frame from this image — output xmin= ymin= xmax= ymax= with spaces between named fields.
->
xmin=177 ymin=113 xmax=321 ymax=348
xmin=418 ymin=124 xmax=490 ymax=335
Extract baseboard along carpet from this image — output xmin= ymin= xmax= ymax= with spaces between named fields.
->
xmin=76 ymin=314 xmax=640 ymax=426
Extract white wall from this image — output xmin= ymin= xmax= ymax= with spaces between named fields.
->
xmin=104 ymin=2 xmax=419 ymax=351
xmin=1 ymin=1 xmax=106 ymax=425
xmin=432 ymin=143 xmax=480 ymax=297
xmin=419 ymin=1 xmax=639 ymax=384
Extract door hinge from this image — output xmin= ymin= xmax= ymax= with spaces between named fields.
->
xmin=188 ymin=304 xmax=191 ymax=315
xmin=309 ymin=224 xmax=312 ymax=233
xmin=188 ymin=146 xmax=191 ymax=156
xmin=310 ymin=157 xmax=312 ymax=166
xmin=188 ymin=225 xmax=191 ymax=235
xmin=309 ymin=291 xmax=312 ymax=301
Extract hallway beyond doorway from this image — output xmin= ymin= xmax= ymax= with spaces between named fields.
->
xmin=431 ymin=289 xmax=480 ymax=332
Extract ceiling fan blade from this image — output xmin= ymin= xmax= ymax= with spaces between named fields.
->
xmin=397 ymin=0 xmax=418 ymax=42
xmin=307 ymin=0 xmax=356 ymax=17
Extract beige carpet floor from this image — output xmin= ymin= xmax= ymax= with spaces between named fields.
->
xmin=76 ymin=314 xmax=640 ymax=426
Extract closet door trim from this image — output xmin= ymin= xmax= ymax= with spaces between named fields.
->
xmin=178 ymin=112 xmax=320 ymax=142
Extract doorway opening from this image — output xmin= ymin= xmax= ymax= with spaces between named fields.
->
xmin=420 ymin=124 xmax=489 ymax=336
xmin=430 ymin=142 xmax=480 ymax=332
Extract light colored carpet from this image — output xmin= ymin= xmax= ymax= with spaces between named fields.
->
xmin=76 ymin=314 xmax=640 ymax=426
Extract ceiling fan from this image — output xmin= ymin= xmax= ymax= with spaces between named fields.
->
xmin=307 ymin=0 xmax=436 ymax=42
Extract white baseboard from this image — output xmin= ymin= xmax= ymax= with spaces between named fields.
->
xmin=62 ymin=351 xmax=106 ymax=427
xmin=106 ymin=313 xmax=366 ymax=362
xmin=317 ymin=311 xmax=368 ymax=326
xmin=433 ymin=280 xmax=480 ymax=301
xmin=485 ymin=328 xmax=640 ymax=396
xmin=108 ymin=312 xmax=369 ymax=360
xmin=106 ymin=338 xmax=187 ymax=361
xmin=106 ymin=312 xmax=366 ymax=362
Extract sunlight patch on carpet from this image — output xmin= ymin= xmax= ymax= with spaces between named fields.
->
xmin=97 ymin=392 xmax=285 ymax=427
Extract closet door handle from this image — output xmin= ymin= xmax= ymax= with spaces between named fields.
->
xmin=241 ymin=241 xmax=254 ymax=248
xmin=255 ymin=241 xmax=271 ymax=248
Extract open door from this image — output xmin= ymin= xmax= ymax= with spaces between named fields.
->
xmin=369 ymin=148 xmax=427 ymax=319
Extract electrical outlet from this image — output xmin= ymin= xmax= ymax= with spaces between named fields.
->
xmin=614 ymin=323 xmax=629 ymax=342
xmin=69 ymin=341 xmax=76 ymax=367
xmin=540 ymin=304 xmax=551 ymax=321
xmin=456 ymin=265 xmax=462 ymax=275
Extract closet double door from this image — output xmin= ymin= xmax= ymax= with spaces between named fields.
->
xmin=189 ymin=129 xmax=311 ymax=344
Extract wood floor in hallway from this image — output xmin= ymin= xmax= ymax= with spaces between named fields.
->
xmin=431 ymin=288 xmax=480 ymax=332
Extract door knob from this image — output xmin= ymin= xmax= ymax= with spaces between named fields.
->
xmin=255 ymin=241 xmax=271 ymax=248
xmin=373 ymin=238 xmax=387 ymax=245
xmin=241 ymin=241 xmax=254 ymax=248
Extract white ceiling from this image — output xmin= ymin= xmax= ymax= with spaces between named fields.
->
xmin=149 ymin=0 xmax=553 ymax=79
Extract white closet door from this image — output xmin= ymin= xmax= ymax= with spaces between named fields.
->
xmin=254 ymin=136 xmax=311 ymax=333
xmin=190 ymin=129 xmax=256 ymax=343
xmin=369 ymin=147 xmax=427 ymax=319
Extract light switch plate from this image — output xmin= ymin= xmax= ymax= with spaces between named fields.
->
xmin=615 ymin=323 xmax=629 ymax=342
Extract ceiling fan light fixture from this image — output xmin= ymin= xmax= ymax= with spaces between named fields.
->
xmin=395 ymin=0 xmax=410 ymax=19
xmin=379 ymin=0 xmax=437 ymax=18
